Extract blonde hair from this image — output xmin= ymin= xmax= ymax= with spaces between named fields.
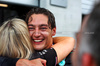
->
xmin=0 ymin=18 xmax=34 ymax=59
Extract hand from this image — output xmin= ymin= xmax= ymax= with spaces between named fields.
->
xmin=16 ymin=58 xmax=46 ymax=66
xmin=30 ymin=58 xmax=46 ymax=66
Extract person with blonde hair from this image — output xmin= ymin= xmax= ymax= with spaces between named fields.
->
xmin=0 ymin=18 xmax=33 ymax=59
xmin=0 ymin=18 xmax=74 ymax=66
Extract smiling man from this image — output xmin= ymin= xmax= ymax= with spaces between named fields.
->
xmin=27 ymin=13 xmax=56 ymax=51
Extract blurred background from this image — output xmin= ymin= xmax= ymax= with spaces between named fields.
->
xmin=0 ymin=0 xmax=99 ymax=39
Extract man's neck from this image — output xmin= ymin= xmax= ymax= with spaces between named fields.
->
xmin=35 ymin=44 xmax=53 ymax=52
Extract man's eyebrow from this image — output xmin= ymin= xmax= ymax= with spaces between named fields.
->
xmin=40 ymin=24 xmax=48 ymax=27
xmin=28 ymin=24 xmax=34 ymax=26
xmin=40 ymin=24 xmax=51 ymax=29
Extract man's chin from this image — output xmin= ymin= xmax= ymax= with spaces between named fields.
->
xmin=33 ymin=46 xmax=45 ymax=51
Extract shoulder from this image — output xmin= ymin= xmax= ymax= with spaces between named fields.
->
xmin=39 ymin=48 xmax=57 ymax=56
xmin=39 ymin=48 xmax=57 ymax=66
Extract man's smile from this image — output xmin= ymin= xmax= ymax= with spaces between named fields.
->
xmin=34 ymin=39 xmax=44 ymax=42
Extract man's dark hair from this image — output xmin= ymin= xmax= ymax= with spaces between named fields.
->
xmin=81 ymin=3 xmax=100 ymax=66
xmin=25 ymin=8 xmax=56 ymax=29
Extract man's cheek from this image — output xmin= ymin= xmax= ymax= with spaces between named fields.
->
xmin=29 ymin=31 xmax=33 ymax=36
xmin=41 ymin=32 xmax=50 ymax=36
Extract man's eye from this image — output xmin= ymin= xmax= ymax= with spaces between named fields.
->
xmin=40 ymin=27 xmax=47 ymax=30
xmin=28 ymin=28 xmax=35 ymax=30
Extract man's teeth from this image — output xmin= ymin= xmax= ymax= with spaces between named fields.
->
xmin=34 ymin=40 xmax=42 ymax=42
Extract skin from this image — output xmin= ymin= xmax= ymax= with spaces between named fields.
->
xmin=28 ymin=14 xmax=56 ymax=51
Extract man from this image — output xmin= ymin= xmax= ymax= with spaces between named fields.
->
xmin=0 ymin=8 xmax=74 ymax=66
xmin=26 ymin=8 xmax=56 ymax=51
xmin=72 ymin=3 xmax=100 ymax=66
xmin=25 ymin=8 xmax=73 ymax=66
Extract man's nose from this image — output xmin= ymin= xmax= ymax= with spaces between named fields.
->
xmin=32 ymin=28 xmax=41 ymax=38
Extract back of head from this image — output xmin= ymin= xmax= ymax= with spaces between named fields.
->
xmin=25 ymin=7 xmax=56 ymax=29
xmin=79 ymin=3 xmax=100 ymax=66
xmin=0 ymin=18 xmax=33 ymax=59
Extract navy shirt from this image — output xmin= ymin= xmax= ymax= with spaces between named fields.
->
xmin=0 ymin=48 xmax=57 ymax=66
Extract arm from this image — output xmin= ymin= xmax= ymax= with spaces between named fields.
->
xmin=52 ymin=37 xmax=75 ymax=63
xmin=0 ymin=57 xmax=46 ymax=66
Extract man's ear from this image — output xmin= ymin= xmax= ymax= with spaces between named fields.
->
xmin=82 ymin=53 xmax=96 ymax=66
xmin=51 ymin=27 xmax=56 ymax=36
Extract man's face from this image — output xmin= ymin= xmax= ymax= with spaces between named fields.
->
xmin=28 ymin=14 xmax=56 ymax=51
